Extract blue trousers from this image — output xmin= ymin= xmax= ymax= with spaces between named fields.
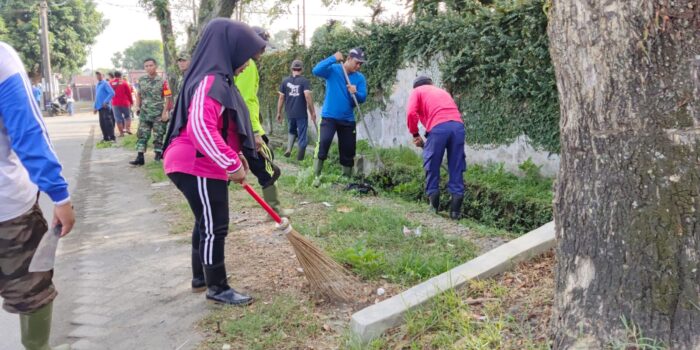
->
xmin=288 ymin=117 xmax=309 ymax=149
xmin=423 ymin=121 xmax=466 ymax=196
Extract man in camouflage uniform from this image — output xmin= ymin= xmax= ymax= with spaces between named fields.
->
xmin=129 ymin=58 xmax=173 ymax=165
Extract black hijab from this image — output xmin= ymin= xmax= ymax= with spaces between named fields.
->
xmin=164 ymin=19 xmax=266 ymax=155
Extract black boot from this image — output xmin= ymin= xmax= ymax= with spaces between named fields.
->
xmin=203 ymin=263 xmax=253 ymax=305
xmin=191 ymin=248 xmax=206 ymax=293
xmin=129 ymin=152 xmax=145 ymax=166
xmin=296 ymin=147 xmax=306 ymax=161
xmin=154 ymin=151 xmax=162 ymax=162
xmin=449 ymin=194 xmax=464 ymax=220
xmin=429 ymin=192 xmax=440 ymax=214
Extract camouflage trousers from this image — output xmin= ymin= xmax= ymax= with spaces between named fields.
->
xmin=0 ymin=203 xmax=57 ymax=314
xmin=136 ymin=115 xmax=167 ymax=153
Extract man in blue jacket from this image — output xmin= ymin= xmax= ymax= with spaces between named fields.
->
xmin=311 ymin=48 xmax=368 ymax=187
xmin=94 ymin=71 xmax=115 ymax=142
xmin=0 ymin=41 xmax=75 ymax=350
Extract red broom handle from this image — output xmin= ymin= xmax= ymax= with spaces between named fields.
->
xmin=242 ymin=183 xmax=282 ymax=224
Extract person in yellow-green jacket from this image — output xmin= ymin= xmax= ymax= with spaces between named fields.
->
xmin=234 ymin=27 xmax=291 ymax=216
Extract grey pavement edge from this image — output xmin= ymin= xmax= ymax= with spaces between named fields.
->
xmin=350 ymin=221 xmax=556 ymax=342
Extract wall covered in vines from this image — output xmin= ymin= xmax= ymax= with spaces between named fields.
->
xmin=257 ymin=0 xmax=560 ymax=153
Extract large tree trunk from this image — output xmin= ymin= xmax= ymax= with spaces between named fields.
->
xmin=140 ymin=0 xmax=180 ymax=96
xmin=154 ymin=2 xmax=180 ymax=96
xmin=186 ymin=0 xmax=238 ymax=51
xmin=548 ymin=1 xmax=699 ymax=349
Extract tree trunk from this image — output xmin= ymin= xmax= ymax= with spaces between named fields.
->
xmin=140 ymin=0 xmax=180 ymax=96
xmin=154 ymin=1 xmax=180 ymax=97
xmin=548 ymin=1 xmax=700 ymax=349
xmin=186 ymin=0 xmax=238 ymax=51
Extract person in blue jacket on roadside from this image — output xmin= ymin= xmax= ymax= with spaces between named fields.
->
xmin=0 ymin=41 xmax=75 ymax=350
xmin=311 ymin=48 xmax=368 ymax=187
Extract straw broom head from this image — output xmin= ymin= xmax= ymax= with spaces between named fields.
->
xmin=277 ymin=218 xmax=356 ymax=302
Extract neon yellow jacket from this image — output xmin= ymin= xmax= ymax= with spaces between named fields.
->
xmin=234 ymin=59 xmax=264 ymax=135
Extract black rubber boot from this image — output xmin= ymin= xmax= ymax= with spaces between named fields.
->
xmin=312 ymin=158 xmax=324 ymax=187
xmin=449 ymin=194 xmax=464 ymax=220
xmin=429 ymin=192 xmax=440 ymax=214
xmin=129 ymin=152 xmax=145 ymax=166
xmin=284 ymin=134 xmax=296 ymax=158
xmin=203 ymin=263 xmax=253 ymax=306
xmin=191 ymin=248 xmax=206 ymax=293
xmin=342 ymin=166 xmax=353 ymax=178
xmin=296 ymin=147 xmax=306 ymax=161
xmin=154 ymin=151 xmax=163 ymax=162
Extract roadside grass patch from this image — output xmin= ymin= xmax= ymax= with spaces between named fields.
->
xmin=200 ymin=295 xmax=321 ymax=350
xmin=95 ymin=140 xmax=114 ymax=149
xmin=344 ymin=253 xmax=555 ymax=349
xmin=119 ymin=134 xmax=138 ymax=149
xmin=276 ymin=168 xmax=477 ymax=285
xmin=144 ymin=161 xmax=167 ymax=183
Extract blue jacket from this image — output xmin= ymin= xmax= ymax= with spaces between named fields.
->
xmin=94 ymin=79 xmax=114 ymax=110
xmin=312 ymin=55 xmax=367 ymax=122
xmin=0 ymin=42 xmax=69 ymax=221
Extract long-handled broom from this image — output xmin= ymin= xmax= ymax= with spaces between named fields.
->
xmin=341 ymin=63 xmax=384 ymax=169
xmin=241 ymin=182 xmax=356 ymax=302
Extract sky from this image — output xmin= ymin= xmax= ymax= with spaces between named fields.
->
xmin=88 ymin=0 xmax=408 ymax=70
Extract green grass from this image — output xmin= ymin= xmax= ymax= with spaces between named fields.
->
xmin=119 ymin=134 xmax=138 ymax=150
xmin=275 ymin=164 xmax=477 ymax=285
xmin=342 ymin=280 xmax=549 ymax=350
xmin=201 ymin=295 xmax=321 ymax=350
xmin=95 ymin=140 xmax=114 ymax=149
xmin=144 ymin=161 xmax=167 ymax=183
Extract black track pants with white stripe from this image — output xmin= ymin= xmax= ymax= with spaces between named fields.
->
xmin=168 ymin=172 xmax=229 ymax=267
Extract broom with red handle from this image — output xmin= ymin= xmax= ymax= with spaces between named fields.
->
xmin=241 ymin=183 xmax=355 ymax=302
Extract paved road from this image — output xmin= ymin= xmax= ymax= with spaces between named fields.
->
xmin=1 ymin=114 xmax=204 ymax=350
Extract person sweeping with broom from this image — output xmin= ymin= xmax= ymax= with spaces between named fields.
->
xmin=407 ymin=76 xmax=466 ymax=220
xmin=311 ymin=48 xmax=368 ymax=187
xmin=162 ymin=19 xmax=266 ymax=305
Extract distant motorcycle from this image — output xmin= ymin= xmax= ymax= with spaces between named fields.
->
xmin=50 ymin=94 xmax=67 ymax=116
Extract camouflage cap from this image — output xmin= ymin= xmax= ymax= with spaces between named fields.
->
xmin=177 ymin=51 xmax=190 ymax=61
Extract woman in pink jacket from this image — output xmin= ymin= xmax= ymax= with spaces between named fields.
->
xmin=163 ymin=19 xmax=266 ymax=305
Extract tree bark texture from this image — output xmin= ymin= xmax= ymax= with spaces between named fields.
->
xmin=548 ymin=1 xmax=699 ymax=349
xmin=186 ymin=0 xmax=238 ymax=51
xmin=140 ymin=0 xmax=180 ymax=96
xmin=154 ymin=1 xmax=180 ymax=97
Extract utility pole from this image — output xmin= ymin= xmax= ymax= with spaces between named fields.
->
xmin=296 ymin=4 xmax=300 ymax=36
xmin=302 ymin=0 xmax=306 ymax=46
xmin=39 ymin=0 xmax=53 ymax=109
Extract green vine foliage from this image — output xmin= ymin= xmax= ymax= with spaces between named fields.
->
xmin=257 ymin=0 xmax=560 ymax=152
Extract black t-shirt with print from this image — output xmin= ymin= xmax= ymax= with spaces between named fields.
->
xmin=279 ymin=75 xmax=311 ymax=119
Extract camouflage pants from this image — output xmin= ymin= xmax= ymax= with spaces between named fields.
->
xmin=136 ymin=115 xmax=167 ymax=153
xmin=0 ymin=203 xmax=57 ymax=314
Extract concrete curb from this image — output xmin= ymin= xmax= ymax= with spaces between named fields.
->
xmin=350 ymin=221 xmax=556 ymax=342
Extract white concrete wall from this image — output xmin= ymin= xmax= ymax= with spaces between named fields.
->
xmin=350 ymin=61 xmax=561 ymax=177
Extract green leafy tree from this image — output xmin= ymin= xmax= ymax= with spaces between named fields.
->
xmin=1 ymin=0 xmax=106 ymax=76
xmin=113 ymin=40 xmax=165 ymax=71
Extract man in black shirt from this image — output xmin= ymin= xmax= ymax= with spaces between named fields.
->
xmin=276 ymin=59 xmax=317 ymax=160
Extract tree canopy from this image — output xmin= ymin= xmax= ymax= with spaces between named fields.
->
xmin=1 ymin=0 xmax=106 ymax=76
xmin=111 ymin=40 xmax=165 ymax=71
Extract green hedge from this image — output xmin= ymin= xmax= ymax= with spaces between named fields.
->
xmin=258 ymin=0 xmax=560 ymax=152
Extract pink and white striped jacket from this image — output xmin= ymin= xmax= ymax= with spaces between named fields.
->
xmin=163 ymin=75 xmax=243 ymax=180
